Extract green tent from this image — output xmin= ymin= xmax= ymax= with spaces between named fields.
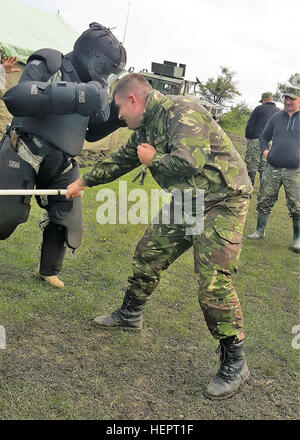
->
xmin=0 ymin=0 xmax=79 ymax=63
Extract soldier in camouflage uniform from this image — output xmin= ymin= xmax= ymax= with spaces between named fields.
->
xmin=244 ymin=139 xmax=267 ymax=185
xmin=247 ymin=77 xmax=300 ymax=253
xmin=67 ymin=73 xmax=253 ymax=400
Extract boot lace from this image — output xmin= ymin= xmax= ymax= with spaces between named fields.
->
xmin=215 ymin=344 xmax=239 ymax=383
xmin=110 ymin=309 xmax=122 ymax=321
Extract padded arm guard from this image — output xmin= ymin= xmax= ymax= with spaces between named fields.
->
xmin=86 ymin=100 xmax=127 ymax=142
xmin=3 ymin=81 xmax=109 ymax=118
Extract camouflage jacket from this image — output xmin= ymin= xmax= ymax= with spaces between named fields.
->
xmin=82 ymin=90 xmax=252 ymax=203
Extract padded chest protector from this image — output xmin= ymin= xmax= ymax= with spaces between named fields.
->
xmin=10 ymin=49 xmax=89 ymax=157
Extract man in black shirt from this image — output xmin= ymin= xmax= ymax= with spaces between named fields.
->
xmin=245 ymin=92 xmax=280 ymax=185
xmin=247 ymin=77 xmax=300 ymax=253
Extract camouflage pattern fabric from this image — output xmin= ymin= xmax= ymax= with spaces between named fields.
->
xmin=258 ymin=153 xmax=267 ymax=174
xmin=82 ymin=90 xmax=253 ymax=204
xmin=245 ymin=138 xmax=266 ymax=174
xmin=82 ymin=90 xmax=252 ymax=340
xmin=16 ymin=137 xmax=44 ymax=174
xmin=128 ymin=196 xmax=248 ymax=340
xmin=257 ymin=163 xmax=300 ymax=217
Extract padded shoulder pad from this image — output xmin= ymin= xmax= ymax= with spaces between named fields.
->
xmin=27 ymin=49 xmax=63 ymax=74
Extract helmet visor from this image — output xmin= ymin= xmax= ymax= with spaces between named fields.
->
xmin=88 ymin=53 xmax=126 ymax=83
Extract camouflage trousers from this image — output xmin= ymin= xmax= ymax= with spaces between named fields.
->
xmin=127 ymin=196 xmax=249 ymax=341
xmin=245 ymin=138 xmax=266 ymax=173
xmin=257 ymin=163 xmax=300 ymax=217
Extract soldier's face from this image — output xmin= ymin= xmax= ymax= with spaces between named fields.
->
xmin=284 ymin=96 xmax=300 ymax=114
xmin=115 ymin=93 xmax=145 ymax=130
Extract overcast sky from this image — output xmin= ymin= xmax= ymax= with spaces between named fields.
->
xmin=16 ymin=0 xmax=299 ymax=109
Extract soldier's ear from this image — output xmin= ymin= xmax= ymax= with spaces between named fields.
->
xmin=129 ymin=94 xmax=137 ymax=105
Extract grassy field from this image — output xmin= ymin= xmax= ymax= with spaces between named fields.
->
xmin=0 ymin=132 xmax=299 ymax=420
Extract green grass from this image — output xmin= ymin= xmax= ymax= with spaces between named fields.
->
xmin=0 ymin=133 xmax=299 ymax=420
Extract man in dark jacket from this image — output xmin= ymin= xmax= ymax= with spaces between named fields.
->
xmin=245 ymin=92 xmax=280 ymax=185
xmin=247 ymin=76 xmax=300 ymax=253
xmin=0 ymin=22 xmax=126 ymax=288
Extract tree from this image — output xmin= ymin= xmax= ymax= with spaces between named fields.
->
xmin=273 ymin=73 xmax=299 ymax=102
xmin=219 ymin=101 xmax=251 ymax=134
xmin=196 ymin=66 xmax=241 ymax=106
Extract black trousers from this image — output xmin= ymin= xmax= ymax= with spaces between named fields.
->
xmin=0 ymin=135 xmax=83 ymax=275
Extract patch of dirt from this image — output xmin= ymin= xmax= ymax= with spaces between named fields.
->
xmin=0 ymin=97 xmax=12 ymax=138
xmin=0 ymin=313 xmax=297 ymax=420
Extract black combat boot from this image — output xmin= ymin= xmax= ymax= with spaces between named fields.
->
xmin=259 ymin=170 xmax=264 ymax=189
xmin=247 ymin=211 xmax=269 ymax=239
xmin=292 ymin=216 xmax=300 ymax=253
xmin=248 ymin=171 xmax=256 ymax=186
xmin=92 ymin=290 xmax=146 ymax=331
xmin=204 ymin=337 xmax=250 ymax=400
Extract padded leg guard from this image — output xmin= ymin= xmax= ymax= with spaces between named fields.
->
xmin=39 ymin=222 xmax=67 ymax=276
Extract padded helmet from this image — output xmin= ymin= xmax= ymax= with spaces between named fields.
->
xmin=73 ymin=22 xmax=127 ymax=85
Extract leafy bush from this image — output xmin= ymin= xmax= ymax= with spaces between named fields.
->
xmin=219 ymin=101 xmax=251 ymax=134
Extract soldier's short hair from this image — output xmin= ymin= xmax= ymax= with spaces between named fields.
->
xmin=113 ymin=73 xmax=152 ymax=100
